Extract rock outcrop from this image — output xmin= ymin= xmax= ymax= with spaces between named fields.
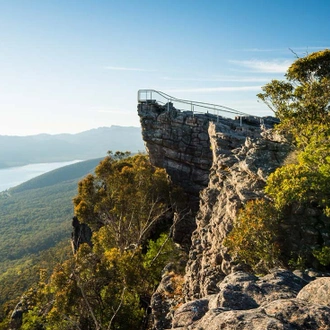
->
xmin=171 ymin=269 xmax=330 ymax=329
xmin=138 ymin=101 xmax=215 ymax=246
xmin=138 ymin=101 xmax=330 ymax=329
xmin=71 ymin=216 xmax=92 ymax=254
xmin=138 ymin=101 xmax=214 ymax=208
xmin=138 ymin=101 xmax=280 ymax=248
xmin=184 ymin=121 xmax=291 ymax=300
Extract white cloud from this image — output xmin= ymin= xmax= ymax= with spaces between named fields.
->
xmin=166 ymin=86 xmax=262 ymax=93
xmin=242 ymin=48 xmax=285 ymax=52
xmin=161 ymin=76 xmax=270 ymax=83
xmin=104 ymin=66 xmax=154 ymax=72
xmin=230 ymin=59 xmax=291 ymax=73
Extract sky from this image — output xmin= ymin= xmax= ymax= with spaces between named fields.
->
xmin=1 ymin=0 xmax=330 ymax=136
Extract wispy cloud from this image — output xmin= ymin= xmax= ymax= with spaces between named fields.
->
xmin=230 ymin=59 xmax=291 ymax=73
xmin=242 ymin=48 xmax=286 ymax=53
xmin=104 ymin=66 xmax=155 ymax=72
xmin=242 ymin=46 xmax=330 ymax=53
xmin=161 ymin=76 xmax=270 ymax=83
xmin=166 ymin=86 xmax=262 ymax=93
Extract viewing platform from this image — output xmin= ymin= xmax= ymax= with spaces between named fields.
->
xmin=138 ymin=89 xmax=265 ymax=127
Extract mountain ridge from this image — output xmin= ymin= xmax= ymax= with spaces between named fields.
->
xmin=0 ymin=126 xmax=144 ymax=168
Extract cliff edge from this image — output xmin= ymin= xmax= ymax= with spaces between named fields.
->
xmin=138 ymin=101 xmax=330 ymax=329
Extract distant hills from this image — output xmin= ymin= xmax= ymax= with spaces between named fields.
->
xmin=9 ymin=157 xmax=104 ymax=193
xmin=0 ymin=126 xmax=145 ymax=168
xmin=0 ymin=158 xmax=103 ymax=306
xmin=0 ymin=158 xmax=103 ymax=265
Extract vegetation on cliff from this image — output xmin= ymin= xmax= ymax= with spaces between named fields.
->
xmin=2 ymin=153 xmax=184 ymax=330
xmin=226 ymin=49 xmax=330 ymax=272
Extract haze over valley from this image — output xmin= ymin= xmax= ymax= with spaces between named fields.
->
xmin=0 ymin=126 xmax=144 ymax=168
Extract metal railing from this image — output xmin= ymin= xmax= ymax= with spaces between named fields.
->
xmin=138 ymin=89 xmax=260 ymax=125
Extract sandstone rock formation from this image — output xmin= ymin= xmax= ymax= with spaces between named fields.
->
xmin=172 ymin=269 xmax=330 ymax=330
xmin=138 ymin=101 xmax=330 ymax=329
xmin=71 ymin=216 xmax=92 ymax=254
xmin=138 ymin=101 xmax=214 ymax=208
xmin=138 ymin=101 xmax=214 ymax=246
xmin=184 ymin=121 xmax=291 ymax=300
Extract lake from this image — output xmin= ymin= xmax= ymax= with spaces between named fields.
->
xmin=0 ymin=160 xmax=81 ymax=192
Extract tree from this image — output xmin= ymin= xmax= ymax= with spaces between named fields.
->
xmin=257 ymin=49 xmax=330 ymax=143
xmin=259 ymin=50 xmax=330 ymax=216
xmin=73 ymin=153 xmax=173 ymax=251
xmin=227 ymin=50 xmax=330 ymax=272
xmin=19 ymin=153 xmax=184 ymax=329
xmin=224 ymin=199 xmax=282 ymax=273
xmin=266 ymin=125 xmax=330 ymax=217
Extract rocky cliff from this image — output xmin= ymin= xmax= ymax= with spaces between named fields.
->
xmin=138 ymin=101 xmax=330 ymax=329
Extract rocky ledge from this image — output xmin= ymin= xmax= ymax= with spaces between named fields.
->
xmin=138 ymin=101 xmax=330 ymax=329
xmin=172 ymin=269 xmax=330 ymax=329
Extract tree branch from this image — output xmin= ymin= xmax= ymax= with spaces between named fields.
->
xmin=107 ymin=287 xmax=126 ymax=330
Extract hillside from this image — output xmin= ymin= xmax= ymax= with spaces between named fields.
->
xmin=0 ymin=126 xmax=145 ymax=168
xmin=0 ymin=158 xmax=104 ymax=312
xmin=9 ymin=157 xmax=103 ymax=193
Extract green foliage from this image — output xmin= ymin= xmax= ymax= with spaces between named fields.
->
xmin=288 ymin=255 xmax=307 ymax=270
xmin=226 ymin=50 xmax=330 ymax=273
xmin=16 ymin=153 xmax=183 ymax=329
xmin=266 ymin=124 xmax=330 ymax=216
xmin=313 ymin=246 xmax=330 ymax=266
xmin=0 ymin=159 xmax=102 ymax=323
xmin=74 ymin=153 xmax=172 ymax=249
xmin=0 ymin=241 xmax=72 ymax=326
xmin=21 ymin=308 xmax=44 ymax=330
xmin=286 ymin=49 xmax=330 ymax=83
xmin=33 ymin=235 xmax=180 ymax=329
xmin=143 ymin=233 xmax=182 ymax=284
xmin=224 ymin=199 xmax=282 ymax=273
xmin=257 ymin=49 xmax=330 ymax=141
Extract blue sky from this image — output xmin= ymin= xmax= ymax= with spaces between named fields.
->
xmin=1 ymin=0 xmax=329 ymax=136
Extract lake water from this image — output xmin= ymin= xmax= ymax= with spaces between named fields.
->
xmin=0 ymin=160 xmax=81 ymax=192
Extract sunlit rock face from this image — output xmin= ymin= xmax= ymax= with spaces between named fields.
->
xmin=171 ymin=269 xmax=330 ymax=330
xmin=138 ymin=101 xmax=214 ymax=207
xmin=138 ymin=100 xmax=283 ymax=253
xmin=138 ymin=101 xmax=215 ymax=247
xmin=184 ymin=121 xmax=290 ymax=301
xmin=139 ymin=101 xmax=330 ymax=329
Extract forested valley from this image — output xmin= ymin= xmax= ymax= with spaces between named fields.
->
xmin=1 ymin=50 xmax=330 ymax=329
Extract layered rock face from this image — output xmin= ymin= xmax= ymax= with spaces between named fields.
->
xmin=138 ymin=101 xmax=215 ymax=246
xmin=138 ymin=101 xmax=213 ymax=207
xmin=138 ymin=102 xmax=330 ymax=329
xmin=184 ymin=122 xmax=291 ymax=300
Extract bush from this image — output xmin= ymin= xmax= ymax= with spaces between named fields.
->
xmin=224 ymin=199 xmax=282 ymax=273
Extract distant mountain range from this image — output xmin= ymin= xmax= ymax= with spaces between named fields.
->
xmin=0 ymin=126 xmax=145 ymax=168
